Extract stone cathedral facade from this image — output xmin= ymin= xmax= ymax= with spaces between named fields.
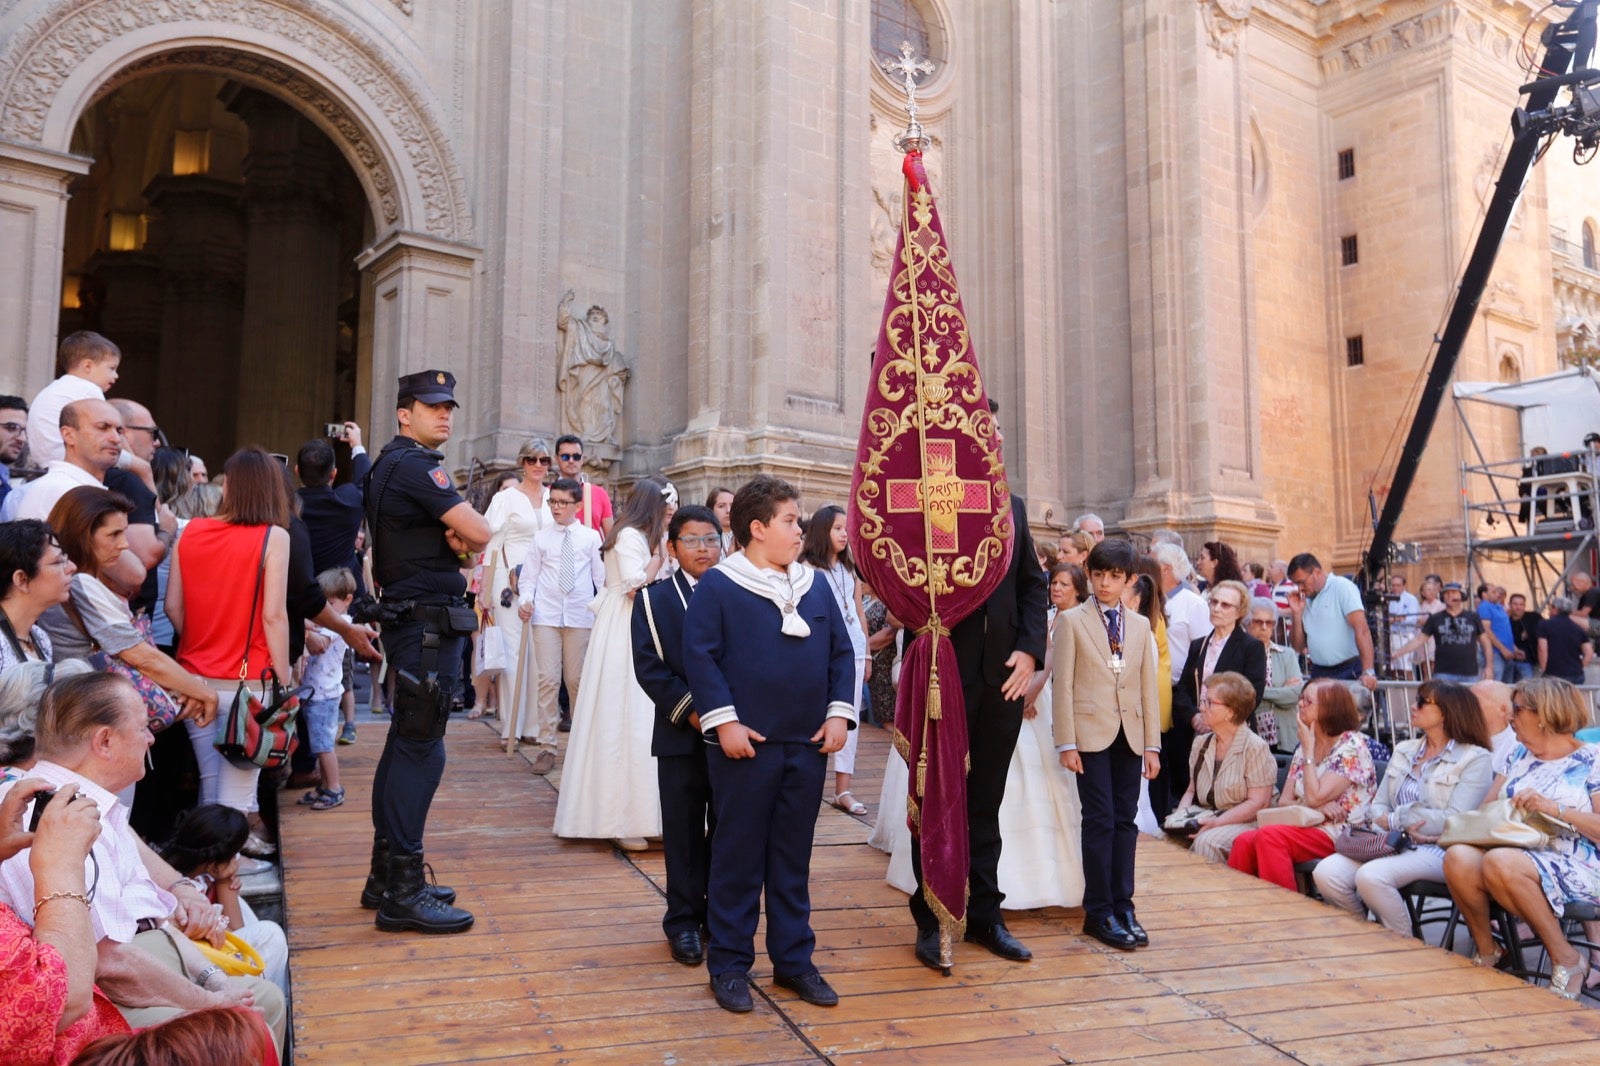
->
xmin=0 ymin=0 xmax=1596 ymax=572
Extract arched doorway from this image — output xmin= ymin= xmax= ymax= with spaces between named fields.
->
xmin=60 ymin=72 xmax=372 ymax=463
xmin=0 ymin=1 xmax=481 ymax=466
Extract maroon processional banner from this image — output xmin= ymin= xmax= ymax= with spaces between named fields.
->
xmin=847 ymin=150 xmax=1013 ymax=965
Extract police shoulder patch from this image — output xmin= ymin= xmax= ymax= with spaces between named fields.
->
xmin=429 ymin=467 xmax=451 ymax=489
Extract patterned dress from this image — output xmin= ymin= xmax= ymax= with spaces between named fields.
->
xmin=1285 ymin=730 xmax=1378 ymax=839
xmin=1500 ymin=742 xmax=1600 ymax=911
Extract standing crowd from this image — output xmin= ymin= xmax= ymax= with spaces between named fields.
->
xmin=4 ymin=333 xmax=1600 ymax=1063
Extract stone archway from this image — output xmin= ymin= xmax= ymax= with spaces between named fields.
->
xmin=0 ymin=0 xmax=479 ymax=435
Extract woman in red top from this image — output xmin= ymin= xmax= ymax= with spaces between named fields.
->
xmin=0 ymin=774 xmax=132 ymax=1065
xmin=166 ymin=448 xmax=291 ymax=847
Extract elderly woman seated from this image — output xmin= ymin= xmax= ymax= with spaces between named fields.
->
xmin=0 ymin=659 xmax=132 ymax=1063
xmin=1444 ymin=677 xmax=1600 ymax=998
xmin=1313 ymin=680 xmax=1493 ymax=935
xmin=1170 ymin=671 xmax=1276 ymax=863
xmin=1227 ymin=679 xmax=1377 ymax=889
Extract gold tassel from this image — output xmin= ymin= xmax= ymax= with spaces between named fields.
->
xmin=916 ymin=748 xmax=928 ymax=797
xmin=927 ymin=658 xmax=942 ymax=720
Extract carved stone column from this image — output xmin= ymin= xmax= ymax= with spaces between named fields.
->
xmin=144 ymin=174 xmax=245 ymax=462
xmin=0 ymin=141 xmax=90 ymax=399
xmin=84 ymin=250 xmax=163 ymax=402
xmin=232 ymin=91 xmax=341 ymax=456
xmin=356 ymin=231 xmax=478 ymax=470
xmin=1119 ymin=0 xmax=1280 ymax=556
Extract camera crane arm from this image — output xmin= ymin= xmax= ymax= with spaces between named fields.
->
xmin=1361 ymin=0 xmax=1600 ymax=596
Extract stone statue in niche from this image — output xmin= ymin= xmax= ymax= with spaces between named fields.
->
xmin=557 ymin=290 xmax=629 ymax=452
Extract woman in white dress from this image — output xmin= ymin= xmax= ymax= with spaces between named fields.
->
xmin=480 ymin=441 xmax=553 ymax=746
xmin=552 ymin=477 xmax=671 ymax=848
xmin=875 ymin=563 xmax=1086 ymax=910
xmin=802 ymin=505 xmax=871 ymax=815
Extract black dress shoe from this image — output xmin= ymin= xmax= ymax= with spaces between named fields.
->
xmin=1083 ymin=914 xmax=1139 ymax=951
xmin=1117 ymin=911 xmax=1149 ymax=947
xmin=913 ymin=928 xmax=950 ymax=975
xmin=557 ymin=716 xmax=571 ymax=733
xmin=669 ymin=930 xmax=704 ymax=966
xmin=775 ymin=970 xmax=839 ymax=1006
xmin=710 ymin=971 xmax=752 ymax=1013
xmin=965 ymin=922 xmax=1033 ymax=962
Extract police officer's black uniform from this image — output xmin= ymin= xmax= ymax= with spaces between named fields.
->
xmin=361 ymin=370 xmax=476 ymax=934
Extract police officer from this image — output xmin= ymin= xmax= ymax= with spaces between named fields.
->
xmin=361 ymin=370 xmax=489 ymax=934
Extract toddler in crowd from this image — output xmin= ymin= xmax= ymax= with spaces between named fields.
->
xmin=299 ymin=568 xmax=356 ymax=810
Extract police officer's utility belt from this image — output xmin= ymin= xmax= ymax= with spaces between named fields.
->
xmin=384 ymin=597 xmax=477 ymax=743
xmin=377 ymin=597 xmax=478 ymax=636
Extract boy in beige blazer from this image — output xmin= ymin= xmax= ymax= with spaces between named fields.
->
xmin=1054 ymin=538 xmax=1162 ymax=950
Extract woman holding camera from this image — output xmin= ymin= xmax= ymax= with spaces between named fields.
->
xmin=1172 ymin=672 xmax=1276 ymax=863
xmin=1313 ymin=680 xmax=1492 ymax=934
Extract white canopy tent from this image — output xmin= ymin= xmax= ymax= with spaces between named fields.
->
xmin=1452 ymin=366 xmax=1600 ymax=454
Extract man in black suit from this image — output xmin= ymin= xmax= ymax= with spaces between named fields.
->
xmin=909 ymin=403 xmax=1049 ymax=970
xmin=631 ymin=504 xmax=722 ymax=967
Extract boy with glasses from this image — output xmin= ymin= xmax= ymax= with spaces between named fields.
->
xmin=553 ymin=434 xmax=613 ymax=535
xmin=631 ymin=504 xmax=723 ymax=968
xmin=517 ymin=477 xmax=605 ymax=766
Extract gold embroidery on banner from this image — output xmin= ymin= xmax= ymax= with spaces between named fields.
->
xmin=855 ymin=179 xmax=1009 ymax=599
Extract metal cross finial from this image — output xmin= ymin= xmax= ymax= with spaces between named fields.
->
xmin=881 ymin=40 xmax=935 ymax=151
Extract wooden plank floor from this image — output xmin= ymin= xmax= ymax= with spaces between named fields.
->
xmin=281 ymin=718 xmax=1600 ymax=1065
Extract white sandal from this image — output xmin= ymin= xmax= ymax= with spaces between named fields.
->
xmin=832 ymin=791 xmax=867 ymax=816
xmin=1551 ymin=953 xmax=1590 ymax=1000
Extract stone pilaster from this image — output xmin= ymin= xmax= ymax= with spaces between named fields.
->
xmin=1120 ymin=0 xmax=1280 ymax=556
xmin=0 ymin=140 xmax=90 ymax=397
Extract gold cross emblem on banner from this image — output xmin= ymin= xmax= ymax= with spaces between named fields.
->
xmin=886 ymin=438 xmax=989 ymax=553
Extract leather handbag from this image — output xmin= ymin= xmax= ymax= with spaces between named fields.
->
xmin=214 ymin=529 xmax=305 ymax=770
xmin=62 ymin=600 xmax=181 ymax=733
xmin=1439 ymin=798 xmax=1567 ymax=849
xmin=1333 ymin=823 xmax=1411 ymax=862
xmin=1257 ymin=805 xmax=1326 ymax=828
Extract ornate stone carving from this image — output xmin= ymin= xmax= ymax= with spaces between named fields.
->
xmin=556 ymin=290 xmax=629 ymax=453
xmin=1318 ymin=5 xmax=1519 ymax=79
xmin=0 ymin=0 xmax=470 ymax=241
xmin=1199 ymin=0 xmax=1251 ymax=58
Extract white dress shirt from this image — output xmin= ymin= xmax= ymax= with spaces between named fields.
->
xmin=11 ymin=460 xmax=105 ymax=522
xmin=1164 ymin=585 xmax=1211 ymax=685
xmin=0 ymin=761 xmax=177 ymax=943
xmin=518 ymin=521 xmax=605 ymax=628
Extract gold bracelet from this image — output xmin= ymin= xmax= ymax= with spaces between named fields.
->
xmin=34 ymin=891 xmax=91 ymax=913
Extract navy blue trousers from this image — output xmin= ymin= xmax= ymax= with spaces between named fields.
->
xmin=705 ymin=740 xmax=825 ymax=978
xmin=1078 ymin=730 xmax=1142 ymax=923
xmin=658 ymin=750 xmax=715 ymax=937
xmin=370 ymin=618 xmax=462 ymax=855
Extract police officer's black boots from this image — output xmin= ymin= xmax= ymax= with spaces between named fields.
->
xmin=375 ymin=851 xmax=475 ymax=934
xmin=360 ymin=837 xmax=457 ymax=909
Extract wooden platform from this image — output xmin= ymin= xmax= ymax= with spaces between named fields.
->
xmin=281 ymin=719 xmax=1600 ymax=1065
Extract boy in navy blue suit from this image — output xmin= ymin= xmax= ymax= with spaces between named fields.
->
xmin=631 ymin=504 xmax=723 ymax=968
xmin=684 ymin=475 xmax=856 ymax=1012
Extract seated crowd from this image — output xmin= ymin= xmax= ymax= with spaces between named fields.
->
xmin=0 ymin=333 xmax=342 ymax=1064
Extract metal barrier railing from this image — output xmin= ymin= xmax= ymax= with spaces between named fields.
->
xmin=1368 ymin=679 xmax=1600 ymax=749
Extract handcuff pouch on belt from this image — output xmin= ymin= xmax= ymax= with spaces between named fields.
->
xmin=390 ymin=603 xmax=478 ymax=741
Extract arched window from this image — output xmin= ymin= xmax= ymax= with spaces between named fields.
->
xmin=872 ymin=0 xmax=935 ymax=78
xmin=1499 ymin=353 xmax=1521 ymax=383
xmin=1584 ymin=220 xmax=1597 ymax=270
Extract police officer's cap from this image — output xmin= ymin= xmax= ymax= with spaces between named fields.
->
xmin=397 ymin=370 xmax=458 ymax=408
